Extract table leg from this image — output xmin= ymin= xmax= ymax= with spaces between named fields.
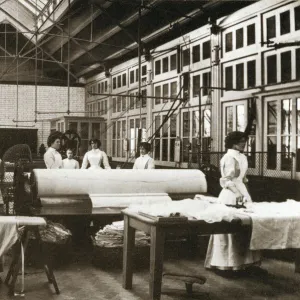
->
xmin=123 ymin=215 xmax=136 ymax=289
xmin=149 ymin=226 xmax=165 ymax=300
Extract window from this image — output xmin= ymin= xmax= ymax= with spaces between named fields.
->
xmin=295 ymin=6 xmax=300 ymax=31
xmin=192 ymin=45 xmax=200 ymax=63
xmin=267 ymin=55 xmax=277 ymax=84
xmin=101 ymin=82 xmax=104 ymax=93
xmin=105 ymin=81 xmax=108 ymax=92
xmin=247 ymin=60 xmax=256 ymax=88
xmin=117 ymin=75 xmax=122 ymax=88
xmin=104 ymin=100 xmax=107 ymax=114
xmin=112 ymin=120 xmax=127 ymax=158
xmin=296 ymin=48 xmax=300 ymax=80
xmin=97 ymin=83 xmax=100 ymax=93
xmin=129 ymin=93 xmax=135 ymax=109
xmin=225 ymin=32 xmax=232 ymax=52
xmin=203 ymin=41 xmax=211 ymax=59
xmin=182 ymin=49 xmax=190 ymax=67
xmin=113 ymin=77 xmax=116 ymax=89
xmin=162 ymin=57 xmax=169 ymax=73
xmin=182 ymin=111 xmax=190 ymax=162
xmin=135 ymin=69 xmax=139 ymax=82
xmin=236 ymin=63 xmax=244 ymax=90
xmin=223 ymin=102 xmax=246 ymax=138
xmin=225 ymin=66 xmax=233 ymax=90
xmin=170 ymin=81 xmax=177 ymax=101
xmin=162 ymin=83 xmax=169 ymax=103
xmin=236 ymin=28 xmax=244 ymax=49
xmin=122 ymin=96 xmax=126 ymax=111
xmin=280 ymin=10 xmax=290 ymax=35
xmin=155 ymin=60 xmax=161 ymax=75
xmin=267 ymin=16 xmax=276 ymax=40
xmin=170 ymin=53 xmax=177 ymax=70
xmin=117 ymin=96 xmax=121 ymax=112
xmin=122 ymin=73 xmax=126 ymax=86
xmin=202 ymin=72 xmax=211 ymax=96
xmin=113 ymin=97 xmax=116 ymax=113
xmin=247 ymin=23 xmax=257 ymax=46
xmin=130 ymin=70 xmax=134 ymax=84
xmin=155 ymin=85 xmax=161 ymax=105
xmin=142 ymin=65 xmax=147 ymax=76
xmin=192 ymin=75 xmax=200 ymax=98
xmin=142 ymin=89 xmax=147 ymax=107
xmin=97 ymin=102 xmax=101 ymax=116
xmin=280 ymin=51 xmax=291 ymax=82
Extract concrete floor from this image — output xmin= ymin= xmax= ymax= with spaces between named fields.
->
xmin=1 ymin=245 xmax=300 ymax=300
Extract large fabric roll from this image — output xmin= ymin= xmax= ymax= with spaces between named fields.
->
xmin=32 ymin=169 xmax=207 ymax=197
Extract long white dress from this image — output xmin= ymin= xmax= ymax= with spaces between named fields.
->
xmin=133 ymin=154 xmax=155 ymax=169
xmin=204 ymin=149 xmax=261 ymax=270
xmin=81 ymin=149 xmax=111 ymax=169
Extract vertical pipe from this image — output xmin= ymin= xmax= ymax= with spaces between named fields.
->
xmin=16 ymin=21 xmax=19 ymax=127
xmin=67 ymin=0 xmax=71 ymax=115
xmin=34 ymin=31 xmax=38 ymax=123
xmin=138 ymin=4 xmax=142 ymax=126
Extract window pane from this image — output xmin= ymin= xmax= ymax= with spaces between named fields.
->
xmin=281 ymin=136 xmax=292 ymax=171
xmin=130 ymin=70 xmax=134 ymax=84
xmin=130 ymin=93 xmax=135 ymax=109
xmin=142 ymin=65 xmax=147 ymax=76
xmin=155 ymin=115 xmax=160 ymax=137
xmin=192 ymin=45 xmax=200 ymax=63
xmin=142 ymin=89 xmax=147 ymax=107
xmin=105 ymin=81 xmax=107 ymax=92
xmin=267 ymin=136 xmax=277 ymax=170
xmin=122 ymin=96 xmax=126 ymax=111
xmin=226 ymin=106 xmax=233 ymax=135
xmin=236 ymin=105 xmax=245 ymax=132
xmin=202 ymin=72 xmax=211 ymax=96
xmin=162 ymin=83 xmax=169 ymax=103
xmin=236 ymin=28 xmax=244 ymax=49
xmin=281 ymin=51 xmax=291 ymax=82
xmin=225 ymin=66 xmax=233 ymax=90
xmin=281 ymin=99 xmax=292 ymax=135
xmin=247 ymin=60 xmax=256 ymax=88
xmin=192 ymin=75 xmax=200 ymax=97
xmin=155 ymin=60 xmax=161 ymax=75
xmin=183 ymin=112 xmax=190 ymax=137
xmin=192 ymin=111 xmax=199 ymax=138
xmin=247 ymin=24 xmax=255 ymax=45
xmin=117 ymin=75 xmax=121 ymax=88
xmin=267 ymin=101 xmax=277 ymax=134
xmin=203 ymin=41 xmax=211 ymax=59
xmin=267 ymin=16 xmax=276 ymax=39
xmin=117 ymin=121 xmax=121 ymax=139
xmin=170 ymin=81 xmax=177 ymax=101
xmin=162 ymin=115 xmax=168 ymax=137
xmin=113 ymin=77 xmax=116 ymax=89
xmin=135 ymin=69 xmax=139 ymax=82
xmin=122 ymin=73 xmax=126 ymax=86
xmin=182 ymin=49 xmax=190 ymax=66
xmin=203 ymin=109 xmax=211 ymax=137
xmin=170 ymin=54 xmax=177 ymax=70
xmin=297 ymin=98 xmax=300 ymax=135
xmin=155 ymin=85 xmax=161 ymax=105
xmin=225 ymin=32 xmax=232 ymax=52
xmin=170 ymin=138 xmax=175 ymax=162
xmin=296 ymin=48 xmax=300 ymax=80
xmin=295 ymin=6 xmax=300 ymax=31
xmin=69 ymin=122 xmax=77 ymax=132
xmin=280 ymin=10 xmax=290 ymax=35
xmin=162 ymin=57 xmax=169 ymax=73
xmin=267 ymin=55 xmax=277 ymax=84
xmin=117 ymin=96 xmax=121 ymax=112
xmin=113 ymin=98 xmax=116 ymax=113
xmin=236 ymin=63 xmax=244 ymax=90
xmin=162 ymin=139 xmax=168 ymax=161
xmin=170 ymin=115 xmax=177 ymax=137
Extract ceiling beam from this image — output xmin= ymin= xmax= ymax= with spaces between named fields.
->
xmin=66 ymin=0 xmax=164 ymax=64
xmin=44 ymin=2 xmax=111 ymax=55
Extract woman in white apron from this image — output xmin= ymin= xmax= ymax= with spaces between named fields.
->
xmin=81 ymin=139 xmax=111 ymax=169
xmin=133 ymin=142 xmax=155 ymax=169
xmin=205 ymin=131 xmax=261 ymax=273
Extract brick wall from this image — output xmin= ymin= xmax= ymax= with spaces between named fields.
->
xmin=0 ymin=84 xmax=85 ymax=152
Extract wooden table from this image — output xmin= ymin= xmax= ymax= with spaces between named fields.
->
xmin=122 ymin=210 xmax=251 ymax=300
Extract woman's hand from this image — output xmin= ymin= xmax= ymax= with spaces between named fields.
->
xmin=235 ymin=191 xmax=244 ymax=206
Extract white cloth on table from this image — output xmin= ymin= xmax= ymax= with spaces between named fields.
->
xmin=205 ymin=149 xmax=261 ymax=270
xmin=62 ymin=158 xmax=79 ymax=169
xmin=130 ymin=199 xmax=236 ymax=223
xmin=133 ymin=154 xmax=155 ymax=169
xmin=241 ymin=200 xmax=300 ymax=250
xmin=81 ymin=149 xmax=111 ymax=169
xmin=44 ymin=147 xmax=62 ymax=169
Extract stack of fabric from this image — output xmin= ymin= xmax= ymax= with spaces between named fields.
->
xmin=94 ymin=220 xmax=149 ymax=248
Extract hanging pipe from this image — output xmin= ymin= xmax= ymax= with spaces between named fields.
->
xmin=16 ymin=22 xmax=19 ymax=128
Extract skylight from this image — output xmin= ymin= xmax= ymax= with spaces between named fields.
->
xmin=19 ymin=0 xmax=51 ymax=16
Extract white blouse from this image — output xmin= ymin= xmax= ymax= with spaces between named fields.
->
xmin=62 ymin=158 xmax=79 ymax=169
xmin=44 ymin=147 xmax=62 ymax=169
xmin=133 ymin=154 xmax=155 ymax=169
xmin=81 ymin=149 xmax=111 ymax=169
